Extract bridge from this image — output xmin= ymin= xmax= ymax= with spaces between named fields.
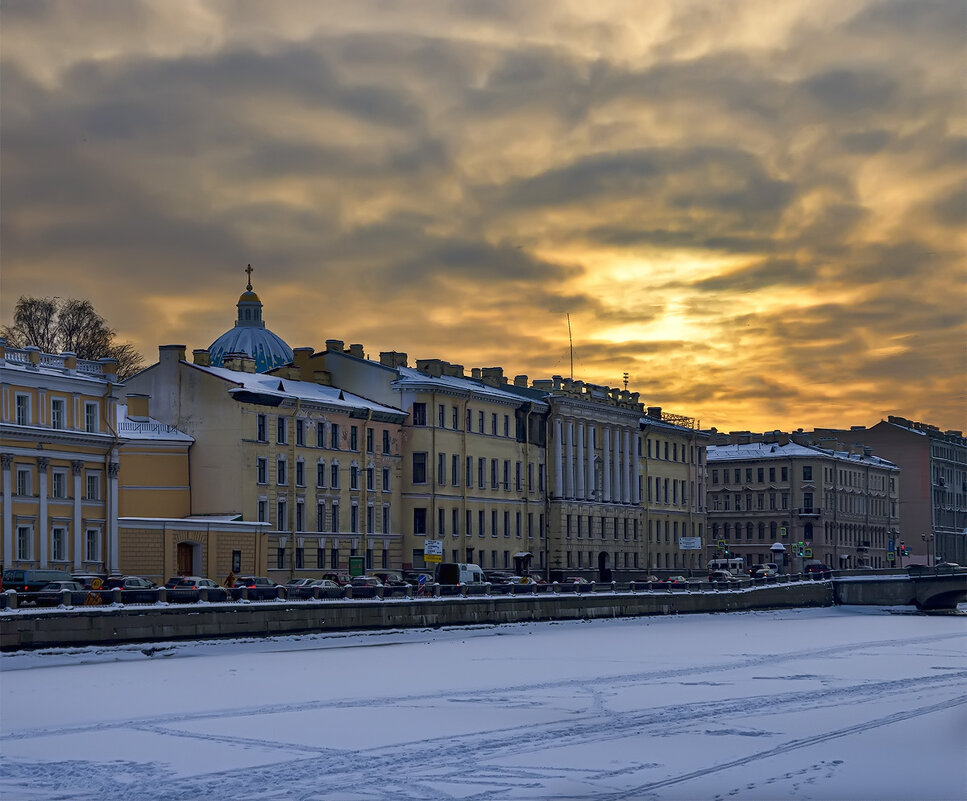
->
xmin=832 ymin=566 xmax=967 ymax=610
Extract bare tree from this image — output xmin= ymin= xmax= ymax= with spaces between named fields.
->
xmin=2 ymin=296 xmax=144 ymax=380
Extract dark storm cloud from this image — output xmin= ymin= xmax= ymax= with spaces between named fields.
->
xmin=0 ymin=0 xmax=963 ymax=432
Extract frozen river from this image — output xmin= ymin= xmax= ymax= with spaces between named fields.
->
xmin=1 ymin=606 xmax=965 ymax=800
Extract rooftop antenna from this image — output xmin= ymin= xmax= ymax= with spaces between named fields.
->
xmin=623 ymin=372 xmax=629 ymax=391
xmin=566 ymin=313 xmax=574 ymax=379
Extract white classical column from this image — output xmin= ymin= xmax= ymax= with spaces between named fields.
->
xmin=72 ymin=461 xmax=83 ymax=570
xmin=612 ymin=428 xmax=622 ymax=504
xmin=2 ymin=454 xmax=13 ymax=567
xmin=553 ymin=418 xmax=564 ymax=498
xmin=586 ymin=426 xmax=595 ymax=500
xmin=576 ymin=423 xmax=586 ymax=499
xmin=603 ymin=429 xmax=612 ymax=502
xmin=108 ymin=460 xmax=120 ymax=575
xmin=621 ymin=428 xmax=631 ymax=503
xmin=632 ymin=433 xmax=641 ymax=504
xmin=564 ymin=421 xmax=575 ymax=498
xmin=38 ymin=457 xmax=49 ymax=567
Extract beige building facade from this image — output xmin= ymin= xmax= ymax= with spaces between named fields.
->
xmin=124 ymin=345 xmax=408 ymax=582
xmin=707 ymin=436 xmax=899 ymax=570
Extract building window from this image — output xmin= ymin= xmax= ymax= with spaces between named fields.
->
xmin=350 ymin=465 xmax=359 ymax=490
xmin=452 ymin=406 xmax=459 ymax=429
xmin=382 ymin=467 xmax=390 ymax=492
xmin=296 ymin=460 xmax=305 ymax=487
xmin=86 ymin=472 xmax=100 ymax=500
xmin=85 ymin=529 xmax=100 ymax=562
xmin=85 ymin=401 xmax=99 ymax=433
xmin=277 ymin=548 xmax=285 ymax=570
xmin=803 ymin=465 xmax=813 ymax=481
xmin=332 ymin=502 xmax=340 ymax=531
xmin=452 ymin=454 xmax=460 ymax=487
xmin=317 ymin=502 xmax=326 ymax=532
xmin=382 ymin=429 xmax=390 ymax=454
xmin=296 ymin=501 xmax=305 ymax=532
xmin=316 ymin=547 xmax=326 ymax=569
xmin=277 ymin=416 xmax=287 ymax=444
xmin=257 ymin=458 xmax=268 ymax=485
xmin=15 ymin=394 xmax=31 ymax=426
xmin=491 ymin=459 xmax=498 ymax=489
xmin=503 ymin=415 xmax=510 ymax=437
xmin=16 ymin=526 xmax=32 ymax=560
xmin=296 ymin=418 xmax=305 ymax=446
xmin=331 ymin=423 xmax=340 ymax=450
xmin=16 ymin=468 xmax=31 ymax=497
xmin=412 ymin=452 xmax=427 ymax=484
xmin=438 ymin=508 xmax=446 ymax=536
xmin=295 ymin=547 xmax=305 ymax=569
xmin=438 ymin=404 xmax=446 ymax=428
xmin=277 ymin=500 xmax=286 ymax=531
xmin=331 ymin=545 xmax=339 ymax=569
xmin=382 ymin=505 xmax=390 ymax=534
xmin=277 ymin=458 xmax=287 ymax=485
xmin=478 ymin=510 xmax=485 ymax=537
xmin=350 ymin=425 xmax=358 ymax=451
xmin=366 ymin=427 xmax=374 ymax=453
xmin=438 ymin=452 xmax=446 ymax=485
xmin=367 ymin=505 xmax=375 ymax=534
xmin=330 ymin=463 xmax=340 ymax=488
xmin=350 ymin=505 xmax=359 ymax=533
xmin=51 ymin=471 xmax=67 ymax=499
xmin=414 ymin=508 xmax=427 ymax=535
xmin=366 ymin=467 xmax=374 ymax=491
xmin=316 ymin=422 xmax=327 ymax=448
xmin=51 ymin=398 xmax=66 ymax=429
xmin=491 ymin=413 xmax=498 ymax=435
xmin=492 ymin=510 xmax=498 ymax=538
xmin=412 ymin=403 xmax=427 ymax=426
xmin=478 ymin=410 xmax=484 ymax=432
xmin=316 ymin=461 xmax=326 ymax=488
xmin=539 ymin=465 xmax=545 ymax=492
xmin=256 ymin=413 xmax=267 ymax=442
xmin=258 ymin=500 xmax=267 ymax=522
xmin=781 ymin=466 xmax=788 ymax=481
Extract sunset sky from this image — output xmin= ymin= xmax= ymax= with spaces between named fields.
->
xmin=2 ymin=0 xmax=964 ymax=433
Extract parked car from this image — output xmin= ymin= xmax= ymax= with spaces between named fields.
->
xmin=565 ymin=576 xmax=592 ymax=586
xmin=165 ymin=576 xmax=228 ymax=602
xmin=70 ymin=573 xmax=109 ymax=590
xmin=285 ymin=578 xmax=343 ymax=599
xmin=34 ymin=580 xmax=88 ymax=607
xmin=643 ymin=575 xmax=660 ymax=583
xmin=322 ymin=572 xmax=354 ymax=586
xmin=803 ymin=563 xmax=832 ymax=578
xmin=233 ymin=576 xmax=282 ymax=600
xmin=484 ymin=571 xmax=517 ymax=584
xmin=350 ymin=576 xmax=383 ymax=588
xmin=667 ymin=575 xmax=688 ymax=584
xmin=370 ymin=571 xmax=408 ymax=587
xmin=749 ymin=565 xmax=777 ymax=578
xmin=103 ymin=576 xmax=159 ymax=603
xmin=708 ymin=570 xmax=740 ymax=582
xmin=285 ymin=578 xmax=318 ymax=591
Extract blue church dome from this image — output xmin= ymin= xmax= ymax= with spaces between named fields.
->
xmin=209 ymin=266 xmax=293 ymax=373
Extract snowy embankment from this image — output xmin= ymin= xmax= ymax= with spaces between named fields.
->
xmin=1 ymin=606 xmax=965 ymax=801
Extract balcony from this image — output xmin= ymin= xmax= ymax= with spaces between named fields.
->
xmin=796 ymin=507 xmax=822 ymax=517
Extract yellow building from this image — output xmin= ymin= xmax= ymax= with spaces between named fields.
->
xmin=124 ymin=344 xmax=408 ymax=581
xmin=1 ymin=339 xmax=122 ymax=574
xmin=640 ymin=407 xmax=709 ymax=573
xmin=291 ymin=346 xmax=549 ymax=573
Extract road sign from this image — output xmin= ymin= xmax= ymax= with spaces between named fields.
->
xmin=887 ymin=551 xmax=895 ymax=560
xmin=417 ymin=573 xmax=428 ymax=585
xmin=779 ymin=527 xmax=787 ymax=537
xmin=90 ymin=578 xmax=103 ymax=590
xmin=804 ymin=548 xmax=813 ymax=558
xmin=716 ymin=539 xmax=726 ymax=549
xmin=424 ymin=539 xmax=443 ymax=563
xmin=348 ymin=556 xmax=365 ymax=577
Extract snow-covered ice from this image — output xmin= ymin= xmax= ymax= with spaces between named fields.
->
xmin=1 ymin=606 xmax=965 ymax=800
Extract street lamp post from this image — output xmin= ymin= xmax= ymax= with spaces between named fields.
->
xmin=921 ymin=533 xmax=934 ymax=567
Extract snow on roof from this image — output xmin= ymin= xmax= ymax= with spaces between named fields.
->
xmin=707 ymin=441 xmax=897 ymax=469
xmin=116 ymin=405 xmax=194 ymax=442
xmin=192 ymin=364 xmax=406 ymax=417
xmin=393 ymin=366 xmax=549 ymax=409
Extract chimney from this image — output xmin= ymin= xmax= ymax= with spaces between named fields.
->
xmin=480 ymin=367 xmax=504 ymax=387
xmin=160 ymin=344 xmax=187 ymax=365
xmin=647 ymin=406 xmax=662 ymax=419
xmin=552 ymin=375 xmax=563 ymax=391
xmin=514 ymin=375 xmax=528 ymax=387
xmin=863 ymin=446 xmax=873 ymax=457
xmin=379 ymin=351 xmax=408 ymax=369
xmin=223 ymin=352 xmax=257 ymax=373
xmin=98 ymin=357 xmax=118 ymax=381
xmin=348 ymin=343 xmax=364 ymax=358
xmin=125 ymin=393 xmax=151 ymax=420
xmin=325 ymin=339 xmax=345 ymax=353
xmin=471 ymin=368 xmax=482 ymax=379
xmin=416 ymin=359 xmax=444 ymax=378
xmin=442 ymin=363 xmax=465 ymax=378
xmin=192 ymin=349 xmax=211 ymax=367
xmin=292 ymin=347 xmax=313 ymax=378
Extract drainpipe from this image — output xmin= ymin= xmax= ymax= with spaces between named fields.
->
xmin=101 ymin=379 xmax=121 ymax=576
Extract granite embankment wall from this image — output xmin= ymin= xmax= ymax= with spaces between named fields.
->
xmin=1 ymin=583 xmax=831 ymax=651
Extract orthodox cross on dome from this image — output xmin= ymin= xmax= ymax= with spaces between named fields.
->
xmin=245 ymin=264 xmax=254 ymax=291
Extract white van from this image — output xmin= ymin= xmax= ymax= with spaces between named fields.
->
xmin=435 ymin=563 xmax=486 ymax=585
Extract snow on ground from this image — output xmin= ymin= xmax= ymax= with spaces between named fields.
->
xmin=1 ymin=606 xmax=965 ymax=801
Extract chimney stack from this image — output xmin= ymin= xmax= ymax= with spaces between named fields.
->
xmin=192 ymin=349 xmax=211 ymax=367
xmin=325 ymin=339 xmax=345 ymax=353
xmin=348 ymin=344 xmax=364 ymax=358
xmin=125 ymin=393 xmax=150 ymax=420
xmin=514 ymin=375 xmax=528 ymax=387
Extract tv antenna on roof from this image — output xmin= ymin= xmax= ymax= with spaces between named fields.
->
xmin=623 ymin=372 xmax=629 ymax=391
xmin=566 ymin=313 xmax=574 ymax=379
